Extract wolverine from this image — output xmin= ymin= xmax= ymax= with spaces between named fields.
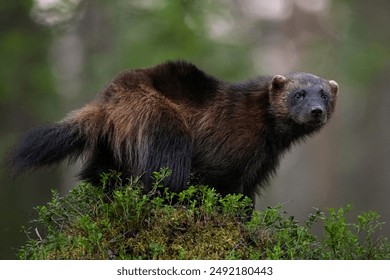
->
xmin=10 ymin=61 xmax=338 ymax=202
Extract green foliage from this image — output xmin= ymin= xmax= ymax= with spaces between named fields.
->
xmin=19 ymin=169 xmax=390 ymax=260
xmin=322 ymin=205 xmax=389 ymax=259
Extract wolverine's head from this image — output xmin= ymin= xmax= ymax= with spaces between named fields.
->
xmin=269 ymin=72 xmax=339 ymax=128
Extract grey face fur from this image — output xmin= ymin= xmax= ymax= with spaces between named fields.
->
xmin=284 ymin=73 xmax=335 ymax=126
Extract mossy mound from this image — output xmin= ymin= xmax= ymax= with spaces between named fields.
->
xmin=19 ymin=169 xmax=390 ymax=259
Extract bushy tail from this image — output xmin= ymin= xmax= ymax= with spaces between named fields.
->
xmin=9 ymin=122 xmax=87 ymax=176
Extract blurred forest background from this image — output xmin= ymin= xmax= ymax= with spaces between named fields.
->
xmin=1 ymin=0 xmax=390 ymax=259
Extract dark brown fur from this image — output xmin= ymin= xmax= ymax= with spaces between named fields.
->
xmin=9 ymin=61 xmax=339 ymax=202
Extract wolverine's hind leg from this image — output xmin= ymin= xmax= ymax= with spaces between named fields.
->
xmin=83 ymin=88 xmax=193 ymax=192
xmin=107 ymin=89 xmax=193 ymax=192
xmin=136 ymin=102 xmax=192 ymax=192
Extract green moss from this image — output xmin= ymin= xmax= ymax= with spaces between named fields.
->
xmin=18 ymin=169 xmax=390 ymax=260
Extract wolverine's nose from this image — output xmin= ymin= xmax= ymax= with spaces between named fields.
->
xmin=311 ymin=107 xmax=324 ymax=118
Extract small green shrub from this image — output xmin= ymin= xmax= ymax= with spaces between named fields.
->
xmin=18 ymin=169 xmax=390 ymax=259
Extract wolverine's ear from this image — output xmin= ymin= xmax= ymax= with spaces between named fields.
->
xmin=270 ymin=75 xmax=288 ymax=92
xmin=329 ymin=80 xmax=339 ymax=97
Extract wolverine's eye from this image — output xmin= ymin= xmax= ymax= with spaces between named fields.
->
xmin=320 ymin=89 xmax=328 ymax=101
xmin=294 ymin=90 xmax=305 ymax=100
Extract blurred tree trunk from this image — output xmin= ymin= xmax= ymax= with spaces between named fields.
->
xmin=48 ymin=0 xmax=116 ymax=191
xmin=337 ymin=0 xmax=390 ymax=217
